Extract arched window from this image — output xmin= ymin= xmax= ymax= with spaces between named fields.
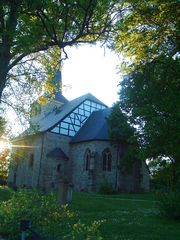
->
xmin=84 ymin=148 xmax=91 ymax=171
xmin=57 ymin=164 xmax=62 ymax=173
xmin=102 ymin=148 xmax=112 ymax=171
xmin=29 ymin=154 xmax=34 ymax=168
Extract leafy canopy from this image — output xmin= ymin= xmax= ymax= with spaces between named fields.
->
xmin=107 ymin=104 xmax=141 ymax=171
xmin=109 ymin=0 xmax=180 ymax=181
xmin=114 ymin=0 xmax=179 ymax=68
xmin=119 ymin=55 xmax=180 ymax=162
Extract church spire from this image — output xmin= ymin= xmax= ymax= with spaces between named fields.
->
xmin=52 ymin=70 xmax=68 ymax=104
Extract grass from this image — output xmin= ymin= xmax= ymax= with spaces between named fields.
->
xmin=70 ymin=192 xmax=180 ymax=240
xmin=0 ymin=187 xmax=180 ymax=240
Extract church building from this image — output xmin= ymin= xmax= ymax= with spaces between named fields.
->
xmin=8 ymin=71 xmax=149 ymax=193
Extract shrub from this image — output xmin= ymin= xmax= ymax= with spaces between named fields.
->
xmin=157 ymin=191 xmax=180 ymax=221
xmin=0 ymin=189 xmax=103 ymax=239
xmin=0 ymin=186 xmax=13 ymax=201
xmin=99 ymin=179 xmax=114 ymax=195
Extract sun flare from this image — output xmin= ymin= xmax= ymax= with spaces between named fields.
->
xmin=0 ymin=138 xmax=11 ymax=152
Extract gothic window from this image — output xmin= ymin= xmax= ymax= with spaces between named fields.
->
xmin=102 ymin=148 xmax=112 ymax=171
xmin=29 ymin=154 xmax=34 ymax=168
xmin=50 ymin=99 xmax=106 ymax=137
xmin=84 ymin=149 xmax=91 ymax=171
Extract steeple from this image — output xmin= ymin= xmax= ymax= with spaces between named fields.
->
xmin=52 ymin=70 xmax=68 ymax=104
xmin=30 ymin=70 xmax=68 ymax=124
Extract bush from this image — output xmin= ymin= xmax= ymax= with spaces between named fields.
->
xmin=157 ymin=191 xmax=180 ymax=221
xmin=99 ymin=179 xmax=114 ymax=195
xmin=0 ymin=189 xmax=103 ymax=239
xmin=0 ymin=186 xmax=13 ymax=201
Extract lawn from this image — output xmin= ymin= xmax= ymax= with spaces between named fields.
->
xmin=0 ymin=187 xmax=180 ymax=240
xmin=70 ymin=192 xmax=180 ymax=240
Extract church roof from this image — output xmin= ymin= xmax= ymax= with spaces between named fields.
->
xmin=71 ymin=108 xmax=111 ymax=143
xmin=25 ymin=93 xmax=107 ymax=135
xmin=54 ymin=92 xmax=69 ymax=104
xmin=42 ymin=93 xmax=106 ymax=131
xmin=46 ymin=147 xmax=69 ymax=160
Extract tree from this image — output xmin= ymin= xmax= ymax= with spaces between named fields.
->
xmin=118 ymin=56 xmax=180 ymax=187
xmin=148 ymin=157 xmax=180 ymax=191
xmin=114 ymin=0 xmax=179 ymax=67
xmin=0 ymin=0 xmax=120 ymax=102
xmin=0 ymin=149 xmax=9 ymax=185
xmin=107 ymin=104 xmax=140 ymax=172
xmin=0 ymin=117 xmax=6 ymax=137
xmin=110 ymin=0 xmax=179 ymax=189
xmin=0 ymin=117 xmax=9 ymax=185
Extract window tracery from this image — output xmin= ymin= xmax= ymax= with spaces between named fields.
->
xmin=102 ymin=148 xmax=112 ymax=171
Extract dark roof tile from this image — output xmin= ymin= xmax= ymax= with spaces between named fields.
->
xmin=46 ymin=147 xmax=69 ymax=160
xmin=71 ymin=108 xmax=111 ymax=143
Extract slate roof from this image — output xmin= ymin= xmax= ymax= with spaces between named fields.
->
xmin=24 ymin=93 xmax=107 ymax=136
xmin=54 ymin=92 xmax=69 ymax=104
xmin=71 ymin=108 xmax=111 ymax=143
xmin=46 ymin=147 xmax=69 ymax=160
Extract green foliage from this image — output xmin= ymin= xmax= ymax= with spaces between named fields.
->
xmin=0 ymin=117 xmax=6 ymax=137
xmin=107 ymin=104 xmax=136 ymax=143
xmin=107 ymin=104 xmax=141 ymax=172
xmin=99 ymin=179 xmax=114 ymax=195
xmin=0 ymin=189 xmax=103 ymax=240
xmin=0 ymin=118 xmax=9 ymax=184
xmin=157 ymin=191 xmax=180 ymax=221
xmin=0 ymin=186 xmax=13 ymax=201
xmin=113 ymin=1 xmax=179 ymax=190
xmin=114 ymin=0 xmax=178 ymax=68
xmin=119 ymin=57 xmax=180 ymax=163
xmin=149 ymin=158 xmax=180 ymax=191
xmin=1 ymin=188 xmax=180 ymax=240
xmin=0 ymin=149 xmax=10 ymax=185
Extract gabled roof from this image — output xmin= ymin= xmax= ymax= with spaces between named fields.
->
xmin=71 ymin=108 xmax=111 ymax=143
xmin=24 ymin=93 xmax=107 ymax=135
xmin=46 ymin=147 xmax=69 ymax=160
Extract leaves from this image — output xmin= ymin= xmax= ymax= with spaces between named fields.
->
xmin=119 ymin=56 xmax=180 ymax=162
xmin=114 ymin=0 xmax=179 ymax=69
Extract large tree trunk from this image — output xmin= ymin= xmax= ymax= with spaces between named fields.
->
xmin=0 ymin=1 xmax=18 ymax=101
xmin=0 ymin=57 xmax=10 ymax=101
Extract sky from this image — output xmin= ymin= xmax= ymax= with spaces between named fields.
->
xmin=61 ymin=44 xmax=122 ymax=107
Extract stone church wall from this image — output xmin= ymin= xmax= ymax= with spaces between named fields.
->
xmin=8 ymin=132 xmax=71 ymax=190
xmin=8 ymin=134 xmax=43 ymax=188
xmin=8 ymin=133 xmax=149 ymax=193
xmin=39 ymin=132 xmax=71 ymax=191
xmin=70 ymin=141 xmax=150 ymax=193
xmin=70 ymin=141 xmax=118 ymax=192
